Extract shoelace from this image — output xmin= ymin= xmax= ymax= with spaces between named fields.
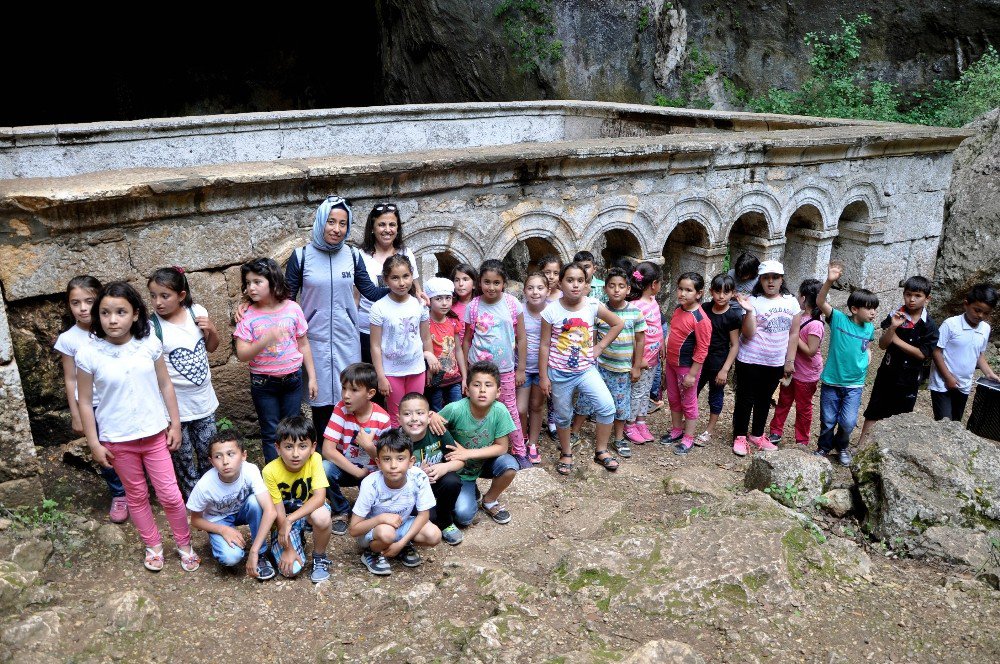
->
xmin=314 ymin=556 xmax=330 ymax=571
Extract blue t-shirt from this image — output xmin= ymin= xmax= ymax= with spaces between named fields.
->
xmin=820 ymin=309 xmax=875 ymax=387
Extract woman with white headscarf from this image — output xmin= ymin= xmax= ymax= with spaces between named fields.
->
xmin=285 ymin=196 xmax=389 ymax=438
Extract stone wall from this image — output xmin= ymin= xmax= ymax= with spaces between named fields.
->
xmin=0 ymin=294 xmax=42 ymax=506
xmin=0 ymin=102 xmax=968 ymax=446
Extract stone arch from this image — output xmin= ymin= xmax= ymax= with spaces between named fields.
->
xmin=724 ymin=189 xmax=782 ymax=241
xmin=783 ymin=203 xmax=828 ymax=287
xmin=839 ymin=181 xmax=889 ymax=225
xmin=834 ymin=182 xmax=889 ymax=291
xmin=657 ymin=197 xmax=723 ymax=250
xmin=501 ymin=236 xmax=562 ymax=283
xmin=780 ymin=185 xmax=836 ymax=233
xmin=579 ymin=203 xmax=659 ymax=261
xmin=487 ymin=209 xmax=577 ymax=264
xmin=405 ymin=223 xmax=484 ymax=273
xmin=662 ymin=219 xmax=715 ymax=290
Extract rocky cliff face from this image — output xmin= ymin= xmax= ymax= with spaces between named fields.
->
xmin=376 ymin=0 xmax=1000 ymax=107
xmin=934 ymin=108 xmax=1000 ymax=332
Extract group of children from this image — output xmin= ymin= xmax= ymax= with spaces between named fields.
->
xmin=53 ymin=221 xmax=999 ymax=579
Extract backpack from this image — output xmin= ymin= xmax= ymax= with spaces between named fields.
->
xmin=151 ymin=307 xmax=198 ymax=342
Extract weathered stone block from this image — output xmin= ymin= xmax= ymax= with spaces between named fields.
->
xmin=184 ymin=270 xmax=234 ymax=367
xmin=0 ymin=364 xmax=41 ymax=482
xmin=0 ymin=240 xmax=136 ymax=301
xmin=211 ymin=359 xmax=256 ymax=429
xmin=0 ymin=479 xmax=44 ymax=509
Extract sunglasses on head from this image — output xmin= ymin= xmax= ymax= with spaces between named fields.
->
xmin=373 ymin=203 xmax=398 ymax=212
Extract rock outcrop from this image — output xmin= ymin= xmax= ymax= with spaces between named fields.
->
xmin=853 ymin=414 xmax=1000 ymax=564
xmin=744 ymin=449 xmax=833 ymax=508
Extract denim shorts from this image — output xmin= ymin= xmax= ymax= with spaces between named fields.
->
xmin=524 ymin=372 xmax=540 ymax=387
xmin=356 ymin=514 xmax=417 ymax=547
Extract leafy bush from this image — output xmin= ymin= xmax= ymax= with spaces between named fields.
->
xmin=746 ymin=14 xmax=1000 ymax=127
xmin=495 ymin=0 xmax=564 ymax=75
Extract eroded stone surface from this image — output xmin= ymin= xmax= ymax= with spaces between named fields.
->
xmin=745 ymin=449 xmax=833 ymax=508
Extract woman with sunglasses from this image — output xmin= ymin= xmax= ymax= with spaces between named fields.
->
xmin=356 ymin=203 xmax=425 ymax=364
xmin=284 ymin=197 xmax=390 ymax=446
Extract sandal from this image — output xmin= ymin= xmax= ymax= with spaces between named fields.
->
xmin=178 ymin=547 xmax=201 ymax=572
xmin=557 ymin=453 xmax=574 ymax=476
xmin=593 ymin=450 xmax=620 ymax=472
xmin=144 ymin=546 xmax=164 ymax=572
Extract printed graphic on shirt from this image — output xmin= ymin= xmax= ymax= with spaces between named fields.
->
xmin=554 ymin=317 xmax=591 ymax=370
xmin=167 ymin=337 xmax=209 ymax=385
xmin=276 ymin=477 xmax=314 ymax=503
xmin=384 ymin=315 xmax=421 ymax=360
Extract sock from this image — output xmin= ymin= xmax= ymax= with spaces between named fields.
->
xmin=681 ymin=435 xmax=694 ymax=449
xmin=670 ymin=428 xmax=683 ymax=438
xmin=483 ymin=499 xmax=499 ymax=509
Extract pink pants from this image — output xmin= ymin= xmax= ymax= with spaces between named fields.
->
xmin=386 ymin=372 xmax=426 ymax=427
xmin=770 ymin=378 xmax=819 ymax=444
xmin=105 ymin=431 xmax=191 ymax=549
xmin=665 ymin=363 xmax=701 ymax=420
xmin=499 ymin=371 xmax=526 ymax=457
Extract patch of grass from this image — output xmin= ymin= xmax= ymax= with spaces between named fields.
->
xmin=9 ymin=498 xmax=71 ymax=530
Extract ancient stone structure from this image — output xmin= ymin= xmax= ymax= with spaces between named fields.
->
xmin=0 ymin=101 xmax=969 ymax=496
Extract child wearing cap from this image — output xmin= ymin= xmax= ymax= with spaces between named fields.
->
xmin=730 ymin=260 xmax=802 ymax=457
xmin=425 ymin=276 xmax=468 ymax=410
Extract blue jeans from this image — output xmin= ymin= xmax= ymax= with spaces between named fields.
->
xmin=322 ymin=459 xmax=361 ymax=515
xmin=249 ymin=370 xmax=303 ymax=463
xmin=548 ymin=367 xmax=615 ymax=428
xmin=454 ymin=454 xmax=519 ymax=527
xmin=818 ymin=384 xmax=863 ymax=452
xmin=100 ymin=466 xmax=125 ymax=498
xmin=210 ymin=494 xmax=266 ymax=566
xmin=427 ymin=382 xmax=463 ymax=411
xmin=650 ymin=362 xmax=662 ymax=401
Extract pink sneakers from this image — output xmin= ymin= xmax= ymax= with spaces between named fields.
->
xmin=635 ymin=422 xmax=655 ymax=442
xmin=624 ymin=423 xmax=646 ymax=443
xmin=749 ymin=435 xmax=779 ymax=452
xmin=109 ymin=496 xmax=128 ymax=524
xmin=732 ymin=436 xmax=749 ymax=457
xmin=527 ymin=444 xmax=542 ymax=465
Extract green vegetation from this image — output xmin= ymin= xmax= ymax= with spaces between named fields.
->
xmin=216 ymin=416 xmax=234 ymax=431
xmin=12 ymin=498 xmax=70 ymax=528
xmin=654 ymin=43 xmax=717 ymax=109
xmin=764 ymin=480 xmax=802 ymax=507
xmin=637 ymin=6 xmax=651 ymax=32
xmin=747 ymin=14 xmax=1000 ymax=127
xmin=495 ymin=0 xmax=564 ymax=74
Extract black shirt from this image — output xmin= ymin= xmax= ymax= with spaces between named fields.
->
xmin=702 ymin=302 xmax=744 ymax=370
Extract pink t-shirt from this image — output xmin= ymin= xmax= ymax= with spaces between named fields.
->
xmin=451 ymin=300 xmax=469 ymax=347
xmin=794 ymin=317 xmax=825 ymax=383
xmin=635 ymin=299 xmax=663 ymax=366
xmin=233 ymin=300 xmax=308 ymax=375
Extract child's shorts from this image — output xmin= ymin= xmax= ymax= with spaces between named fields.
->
xmin=523 ymin=372 xmax=540 ymax=387
xmin=270 ymin=501 xmax=332 ymax=574
xmin=355 ymin=514 xmax=417 ymax=547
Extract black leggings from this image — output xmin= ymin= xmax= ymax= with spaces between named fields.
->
xmin=732 ymin=360 xmax=784 ymax=438
xmin=310 ymin=404 xmax=335 ymax=453
xmin=429 ymin=471 xmax=463 ymax=530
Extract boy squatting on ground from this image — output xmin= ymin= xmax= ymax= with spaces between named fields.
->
xmin=429 ymin=360 xmax=520 ymax=527
xmin=929 ymin=283 xmax=1000 ymax=421
xmin=262 ymin=416 xmax=333 ymax=583
xmin=348 ymin=428 xmax=442 ymax=575
xmin=187 ymin=430 xmax=278 ymax=580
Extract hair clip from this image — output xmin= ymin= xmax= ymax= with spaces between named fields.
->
xmin=173 ymin=265 xmax=185 ymax=274
xmin=632 ymin=270 xmax=642 ymax=281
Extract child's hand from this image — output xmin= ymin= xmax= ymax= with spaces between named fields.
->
xmin=378 ymin=376 xmax=392 ymax=398
xmin=195 ymin=315 xmax=217 ymax=337
xmin=945 ymin=374 xmax=960 ymax=390
xmin=91 ymin=444 xmax=115 ymax=469
xmin=71 ymin=414 xmax=83 ymax=434
xmin=383 ymin=540 xmax=406 ymax=559
xmin=630 ymin=365 xmax=641 ymax=382
xmin=540 ymin=375 xmax=552 ymax=397
xmin=986 ymin=369 xmax=1000 ymax=383
xmin=682 ymin=372 xmax=696 ymax=389
xmin=735 ymin=293 xmax=754 ymax=312
xmin=166 ymin=422 xmax=182 ymax=451
xmin=355 ymin=427 xmax=375 ymax=449
xmin=234 ymin=301 xmax=250 ymax=323
xmin=890 ymin=310 xmax=905 ymax=329
xmin=445 ymin=441 xmax=471 ymax=462
xmin=278 ymin=521 xmax=293 ymax=549
xmin=261 ymin=325 xmax=288 ymax=348
xmin=425 ymin=352 xmax=441 ymax=375
xmin=515 ymin=369 xmax=526 ymax=388
xmin=637 ymin=357 xmax=649 ymax=372
xmin=246 ymin=549 xmax=260 ymax=578
xmin=308 ymin=377 xmax=318 ymax=401
xmin=784 ymin=361 xmax=795 ymax=380
xmin=715 ymin=368 xmax=729 ymax=386
xmin=219 ymin=525 xmax=246 ymax=549
xmin=278 ymin=548 xmax=303 ymax=577
xmin=423 ymin=463 xmax=445 ymax=483
xmin=380 ymin=513 xmax=404 ymax=528
xmin=428 ymin=412 xmax=448 ymax=436
xmin=827 ymin=262 xmax=843 ymax=284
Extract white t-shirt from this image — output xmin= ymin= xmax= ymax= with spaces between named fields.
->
xmin=54 ymin=324 xmax=98 ymax=407
xmin=186 ymin=462 xmax=267 ymax=523
xmin=929 ymin=314 xmax=991 ymax=394
xmin=541 ymin=297 xmax=601 ymax=373
xmin=369 ymin=295 xmax=429 ymax=376
xmin=75 ymin=335 xmax=169 ymax=443
xmin=524 ymin=309 xmax=542 ymax=374
xmin=153 ymin=305 xmax=219 ymax=421
xmin=357 ymin=248 xmax=419 ymax=334
xmin=351 ymin=467 xmax=435 ymax=520
xmin=737 ymin=294 xmax=800 ymax=367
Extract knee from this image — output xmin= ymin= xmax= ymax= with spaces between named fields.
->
xmin=421 ymin=523 xmax=442 ymax=546
xmin=372 ymin=524 xmax=396 ymax=544
xmin=216 ymin=546 xmax=246 ymax=567
xmin=311 ymin=508 xmax=332 ymax=530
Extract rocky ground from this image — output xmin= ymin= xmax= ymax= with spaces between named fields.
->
xmin=2 ymin=363 xmax=999 ymax=663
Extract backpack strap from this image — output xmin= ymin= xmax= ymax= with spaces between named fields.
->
xmin=150 ymin=314 xmax=163 ymax=342
xmin=504 ymin=293 xmax=519 ymax=333
xmin=467 ymin=296 xmax=480 ymax=332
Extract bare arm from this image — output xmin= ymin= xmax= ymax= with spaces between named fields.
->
xmin=59 ymin=353 xmax=84 ymax=434
xmin=370 ymin=325 xmax=390 ymax=397
xmin=348 ymin=511 xmax=400 ymax=538
xmin=977 ymin=352 xmax=1000 ymax=382
xmin=594 ymin=304 xmax=624 ymax=355
xmin=246 ymin=493 xmax=277 ymax=578
xmin=817 ymin=263 xmax=841 ymax=319
xmin=538 ymin=320 xmax=553 ymax=396
xmin=420 ymin=320 xmax=440 ymax=374
xmin=446 ymin=435 xmax=510 ymax=462
xmin=155 ymin=357 xmax=183 ymax=450
xmin=515 ymin=314 xmax=527 ymax=385
xmin=322 ymin=443 xmax=370 ymax=479
xmin=77 ymin=370 xmax=113 ymax=468
xmin=297 ymin=334 xmax=318 ymax=401
xmin=932 ymin=348 xmax=959 ymax=389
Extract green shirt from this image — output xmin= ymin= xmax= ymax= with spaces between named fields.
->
xmin=588 ymin=277 xmax=607 ymax=303
xmin=820 ymin=309 xmax=875 ymax=388
xmin=412 ymin=429 xmax=455 ymax=466
xmin=597 ymin=302 xmax=647 ymax=372
xmin=439 ymin=399 xmax=516 ymax=481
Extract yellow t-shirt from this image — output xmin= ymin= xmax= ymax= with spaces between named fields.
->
xmin=262 ymin=452 xmax=330 ymax=504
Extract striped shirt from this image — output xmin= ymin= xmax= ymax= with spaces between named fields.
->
xmin=232 ymin=300 xmax=308 ymax=376
xmin=323 ymin=402 xmax=392 ymax=472
xmin=597 ymin=303 xmax=647 ymax=373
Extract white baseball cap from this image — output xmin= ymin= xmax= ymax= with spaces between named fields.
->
xmin=424 ymin=277 xmax=455 ymax=299
xmin=757 ymin=260 xmax=785 ymax=276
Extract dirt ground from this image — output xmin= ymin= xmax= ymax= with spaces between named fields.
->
xmin=8 ymin=342 xmax=1000 ymax=664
